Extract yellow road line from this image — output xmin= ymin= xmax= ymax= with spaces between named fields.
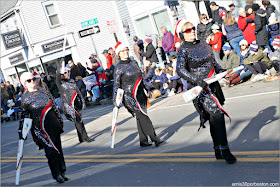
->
xmin=1 ymin=150 xmax=279 ymax=159
xmin=1 ymin=157 xmax=279 ymax=162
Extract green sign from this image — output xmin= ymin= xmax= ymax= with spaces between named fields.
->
xmin=81 ymin=18 xmax=98 ymax=28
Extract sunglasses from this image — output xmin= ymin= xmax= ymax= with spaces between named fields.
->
xmin=182 ymin=26 xmax=196 ymax=34
xmin=26 ymin=78 xmax=36 ymax=83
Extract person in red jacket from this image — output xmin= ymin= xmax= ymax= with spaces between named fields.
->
xmin=238 ymin=7 xmax=256 ymax=45
xmin=102 ymin=50 xmax=113 ymax=69
xmin=206 ymin=24 xmax=223 ymax=66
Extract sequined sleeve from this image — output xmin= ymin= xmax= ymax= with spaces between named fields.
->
xmin=112 ymin=64 xmax=123 ymax=101
xmin=18 ymin=94 xmax=30 ymax=132
xmin=76 ymin=87 xmax=86 ymax=110
xmin=56 ymin=59 xmax=63 ymax=91
xmin=176 ymin=47 xmax=200 ymax=84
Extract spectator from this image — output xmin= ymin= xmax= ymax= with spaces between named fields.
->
xmin=77 ymin=62 xmax=87 ymax=78
xmin=143 ymin=61 xmax=157 ymax=97
xmin=238 ymin=7 xmax=256 ymax=45
xmin=40 ymin=72 xmax=50 ymax=88
xmin=5 ymin=81 xmax=15 ymax=101
xmin=145 ymin=30 xmax=164 ymax=68
xmin=95 ymin=67 xmax=111 ymax=99
xmin=243 ymin=42 xmax=271 ymax=82
xmin=268 ymin=36 xmax=280 ymax=75
xmin=133 ymin=36 xmax=145 ymax=66
xmin=197 ymin=14 xmax=214 ymax=42
xmin=252 ymin=3 xmax=270 ymax=50
xmin=68 ymin=60 xmax=82 ymax=80
xmin=140 ymin=38 xmax=158 ymax=64
xmin=1 ymin=83 xmax=9 ymax=114
xmin=86 ymin=58 xmax=101 ymax=81
xmin=262 ymin=0 xmax=275 ymax=20
xmin=151 ymin=68 xmax=167 ymax=98
xmin=207 ymin=24 xmax=223 ymax=66
xmin=209 ymin=1 xmax=227 ymax=26
xmin=47 ymin=75 xmax=60 ymax=98
xmin=102 ymin=49 xmax=113 ymax=69
xmin=222 ymin=11 xmax=244 ymax=56
xmin=226 ymin=39 xmax=253 ymax=86
xmin=108 ymin=47 xmax=119 ymax=65
xmin=222 ymin=43 xmax=240 ymax=70
xmin=229 ymin=3 xmax=239 ymax=21
xmin=164 ymin=59 xmax=183 ymax=97
xmin=161 ymin=26 xmax=176 ymax=59
xmin=245 ymin=5 xmax=253 ymax=16
xmin=267 ymin=13 xmax=279 ymax=47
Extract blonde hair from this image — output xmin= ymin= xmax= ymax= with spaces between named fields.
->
xmin=199 ymin=14 xmax=207 ymax=22
xmin=224 ymin=11 xmax=236 ymax=26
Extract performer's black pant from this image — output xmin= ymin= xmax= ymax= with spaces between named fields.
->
xmin=208 ymin=112 xmax=228 ymax=147
xmin=135 ymin=111 xmax=159 ymax=143
xmin=74 ymin=99 xmax=89 ymax=142
xmin=43 ymin=135 xmax=66 ymax=179
xmin=74 ymin=111 xmax=89 ymax=142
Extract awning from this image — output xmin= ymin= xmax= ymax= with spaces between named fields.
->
xmin=41 ymin=48 xmax=71 ymax=63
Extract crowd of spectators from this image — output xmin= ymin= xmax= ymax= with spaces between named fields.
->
xmin=1 ymin=0 xmax=279 ymax=120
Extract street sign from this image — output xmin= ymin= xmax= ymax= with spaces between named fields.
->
xmin=78 ymin=26 xmax=100 ymax=38
xmin=106 ymin=20 xmax=118 ymax=34
xmin=81 ymin=18 xmax=98 ymax=28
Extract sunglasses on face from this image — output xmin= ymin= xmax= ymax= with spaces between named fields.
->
xmin=182 ymin=26 xmax=196 ymax=34
xmin=26 ymin=78 xmax=36 ymax=83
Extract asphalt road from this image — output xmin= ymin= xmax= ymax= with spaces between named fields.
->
xmin=1 ymin=79 xmax=279 ymax=187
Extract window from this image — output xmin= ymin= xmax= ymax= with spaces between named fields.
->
xmin=135 ymin=16 xmax=153 ymax=40
xmin=42 ymin=2 xmax=62 ymax=28
xmin=152 ymin=9 xmax=173 ymax=36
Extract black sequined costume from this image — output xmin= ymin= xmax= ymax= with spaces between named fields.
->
xmin=177 ymin=40 xmax=231 ymax=149
xmin=56 ymin=60 xmax=89 ymax=142
xmin=113 ymin=59 xmax=161 ymax=144
xmin=18 ymin=87 xmax=66 ymax=179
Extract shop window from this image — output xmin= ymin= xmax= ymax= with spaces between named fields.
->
xmin=15 ymin=63 xmax=28 ymax=77
xmin=152 ymin=9 xmax=173 ymax=36
xmin=42 ymin=2 xmax=62 ymax=28
xmin=135 ymin=15 xmax=154 ymax=40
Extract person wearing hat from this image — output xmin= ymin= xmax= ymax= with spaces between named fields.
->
xmin=228 ymin=3 xmax=239 ymax=21
xmin=18 ymin=72 xmax=69 ymax=183
xmin=243 ymin=41 xmax=271 ymax=82
xmin=207 ymin=23 xmax=223 ymax=66
xmin=252 ymin=3 xmax=271 ymax=50
xmin=139 ymin=38 xmax=159 ymax=65
xmin=221 ymin=43 xmax=240 ymax=70
xmin=102 ymin=49 xmax=113 ymax=69
xmin=267 ymin=13 xmax=279 ymax=46
xmin=175 ymin=20 xmax=236 ymax=164
xmin=209 ymin=1 xmax=227 ymax=26
xmin=56 ymin=59 xmax=93 ymax=143
xmin=238 ymin=7 xmax=256 ymax=45
xmin=245 ymin=5 xmax=253 ymax=16
xmin=113 ymin=41 xmax=163 ymax=147
xmin=268 ymin=36 xmax=280 ymax=75
xmin=225 ymin=39 xmax=253 ymax=86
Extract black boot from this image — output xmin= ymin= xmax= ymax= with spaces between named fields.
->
xmin=214 ymin=146 xmax=223 ymax=159
xmin=140 ymin=141 xmax=152 ymax=147
xmin=153 ymin=137 xmax=164 ymax=147
xmin=215 ymin=145 xmax=237 ymax=164
xmin=61 ymin=173 xmax=70 ymax=181
xmin=55 ymin=175 xmax=65 ymax=183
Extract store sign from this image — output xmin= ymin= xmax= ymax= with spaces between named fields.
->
xmin=81 ymin=18 xmax=98 ymax=28
xmin=1 ymin=30 xmax=23 ymax=50
xmin=9 ymin=53 xmax=24 ymax=64
xmin=78 ymin=26 xmax=100 ymax=38
xmin=41 ymin=38 xmax=68 ymax=53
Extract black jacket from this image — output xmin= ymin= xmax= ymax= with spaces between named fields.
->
xmin=255 ymin=8 xmax=269 ymax=46
xmin=142 ymin=43 xmax=158 ymax=63
xmin=265 ymin=4 xmax=275 ymax=19
xmin=211 ymin=6 xmax=226 ymax=26
xmin=197 ymin=21 xmax=213 ymax=41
